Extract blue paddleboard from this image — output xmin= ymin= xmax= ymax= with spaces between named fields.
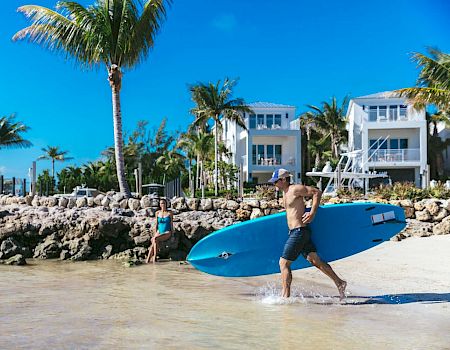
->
xmin=187 ymin=202 xmax=406 ymax=277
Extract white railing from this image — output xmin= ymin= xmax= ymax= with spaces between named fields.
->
xmin=242 ymin=155 xmax=296 ymax=167
xmin=368 ymin=148 xmax=420 ymax=162
xmin=249 ymin=124 xmax=299 ymax=131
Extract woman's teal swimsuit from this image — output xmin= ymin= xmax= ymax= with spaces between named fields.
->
xmin=157 ymin=215 xmax=171 ymax=234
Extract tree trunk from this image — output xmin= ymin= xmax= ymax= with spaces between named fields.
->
xmin=214 ymin=118 xmax=218 ymax=196
xmin=108 ymin=65 xmax=131 ymax=197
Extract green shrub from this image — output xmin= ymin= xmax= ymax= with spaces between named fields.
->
xmin=372 ymin=182 xmax=427 ymax=201
xmin=255 ymin=184 xmax=276 ymax=200
xmin=426 ymin=182 xmax=450 ymax=199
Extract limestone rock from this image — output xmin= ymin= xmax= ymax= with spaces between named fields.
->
xmin=226 ymin=200 xmax=239 ymax=210
xmin=245 ymin=199 xmax=260 ymax=208
xmin=199 ymin=198 xmax=213 ymax=211
xmin=76 ymin=197 xmax=88 ymax=208
xmin=58 ymin=197 xmax=69 ymax=208
xmin=236 ymin=208 xmax=251 ymax=221
xmin=433 ymin=208 xmax=448 ymax=222
xmin=212 ymin=198 xmax=227 ymax=210
xmin=433 ymin=216 xmax=450 ymax=235
xmin=186 ymin=198 xmax=199 ymax=211
xmin=415 ymin=209 xmax=431 ymax=222
xmin=400 ymin=199 xmax=414 ymax=208
xmin=101 ymin=196 xmax=111 ymax=207
xmin=1 ymin=254 xmax=26 ymax=265
xmin=250 ymin=208 xmax=264 ymax=220
xmin=128 ymin=198 xmax=141 ymax=211
xmin=94 ymin=194 xmax=104 ymax=206
xmin=425 ymin=201 xmax=440 ymax=216
xmin=414 ymin=200 xmax=426 ymax=211
xmin=404 ymin=207 xmax=415 ymax=219
xmin=172 ymin=197 xmax=188 ymax=211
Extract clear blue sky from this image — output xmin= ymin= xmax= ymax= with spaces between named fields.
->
xmin=1 ymin=0 xmax=449 ymax=180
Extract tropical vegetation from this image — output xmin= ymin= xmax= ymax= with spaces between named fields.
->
xmin=14 ymin=0 xmax=171 ymax=197
xmin=190 ymin=78 xmax=253 ymax=196
xmin=395 ymin=48 xmax=450 ymax=180
xmin=0 ymin=114 xmax=32 ymax=150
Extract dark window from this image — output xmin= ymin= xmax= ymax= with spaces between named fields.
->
xmin=252 ymin=145 xmax=257 ymax=164
xmin=274 ymin=114 xmax=282 ymax=127
xmin=250 ymin=114 xmax=256 ymax=129
xmin=400 ymin=139 xmax=408 ymax=149
xmin=369 ymin=106 xmax=377 ymax=121
xmin=379 ymin=106 xmax=387 ymax=119
xmin=257 ymin=145 xmax=264 ymax=164
xmin=275 ymin=145 xmax=282 ymax=164
xmin=257 ymin=114 xmax=264 ymax=128
xmin=390 ymin=139 xmax=399 ymax=149
xmin=266 ymin=114 xmax=274 ymax=129
xmin=399 ymin=105 xmax=407 ymax=119
xmin=389 ymin=105 xmax=397 ymax=121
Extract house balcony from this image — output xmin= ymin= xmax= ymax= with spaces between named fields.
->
xmin=368 ymin=149 xmax=420 ymax=163
xmin=242 ymin=155 xmax=296 ymax=169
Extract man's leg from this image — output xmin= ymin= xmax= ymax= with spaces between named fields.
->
xmin=306 ymin=252 xmax=347 ymax=300
xmin=279 ymin=258 xmax=293 ymax=298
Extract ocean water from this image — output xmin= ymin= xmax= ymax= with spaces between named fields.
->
xmin=1 ymin=260 xmax=449 ymax=349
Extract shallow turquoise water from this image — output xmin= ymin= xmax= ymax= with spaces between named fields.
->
xmin=1 ymin=260 xmax=449 ymax=349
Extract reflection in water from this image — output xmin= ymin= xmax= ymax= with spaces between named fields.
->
xmin=0 ymin=260 xmax=449 ymax=349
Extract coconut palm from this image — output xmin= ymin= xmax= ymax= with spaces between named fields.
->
xmin=394 ymin=48 xmax=450 ymax=112
xmin=0 ymin=114 xmax=32 ymax=150
xmin=156 ymin=150 xmax=185 ymax=184
xmin=38 ymin=146 xmax=73 ymax=185
xmin=14 ymin=0 xmax=170 ymax=197
xmin=306 ymin=96 xmax=349 ymax=159
xmin=190 ymin=78 xmax=253 ymax=196
xmin=177 ymin=130 xmax=214 ymax=197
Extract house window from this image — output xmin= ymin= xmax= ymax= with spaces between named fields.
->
xmin=369 ymin=106 xmax=377 ymax=121
xmin=249 ymin=114 xmax=256 ymax=129
xmin=400 ymin=138 xmax=408 ymax=149
xmin=267 ymin=145 xmax=274 ymax=159
xmin=275 ymin=145 xmax=282 ymax=164
xmin=266 ymin=114 xmax=274 ymax=129
xmin=274 ymin=114 xmax=282 ymax=128
xmin=257 ymin=114 xmax=264 ymax=128
xmin=379 ymin=106 xmax=387 ymax=119
xmin=399 ymin=105 xmax=407 ymax=119
xmin=390 ymin=139 xmax=399 ymax=149
xmin=252 ymin=144 xmax=283 ymax=165
xmin=389 ymin=105 xmax=398 ymax=121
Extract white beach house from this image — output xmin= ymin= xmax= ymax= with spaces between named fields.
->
xmin=221 ymin=102 xmax=301 ymax=184
xmin=346 ymin=91 xmax=428 ymax=188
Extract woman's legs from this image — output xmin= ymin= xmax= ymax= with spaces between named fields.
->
xmin=147 ymin=233 xmax=172 ymax=263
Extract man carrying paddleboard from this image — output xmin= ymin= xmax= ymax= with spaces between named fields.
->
xmin=269 ymin=168 xmax=347 ymax=299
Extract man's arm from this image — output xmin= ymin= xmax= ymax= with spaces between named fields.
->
xmin=292 ymin=184 xmax=322 ymax=224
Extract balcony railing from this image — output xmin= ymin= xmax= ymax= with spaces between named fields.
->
xmin=241 ymin=155 xmax=296 ymax=167
xmin=368 ymin=148 xmax=420 ymax=162
xmin=249 ymin=124 xmax=299 ymax=131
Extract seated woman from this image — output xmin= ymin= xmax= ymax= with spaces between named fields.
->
xmin=146 ymin=198 xmax=173 ymax=263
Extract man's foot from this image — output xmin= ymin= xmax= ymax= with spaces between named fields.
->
xmin=337 ymin=281 xmax=347 ymax=300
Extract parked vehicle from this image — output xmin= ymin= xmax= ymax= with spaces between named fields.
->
xmin=54 ymin=186 xmax=102 ymax=198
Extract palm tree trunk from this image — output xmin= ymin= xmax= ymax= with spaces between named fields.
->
xmin=214 ymin=118 xmax=218 ymax=196
xmin=109 ymin=65 xmax=131 ymax=197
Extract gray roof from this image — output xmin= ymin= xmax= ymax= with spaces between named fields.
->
xmin=354 ymin=91 xmax=401 ymax=99
xmin=247 ymin=102 xmax=296 ymax=108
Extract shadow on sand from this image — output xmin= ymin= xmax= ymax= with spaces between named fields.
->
xmin=344 ymin=293 xmax=450 ymax=305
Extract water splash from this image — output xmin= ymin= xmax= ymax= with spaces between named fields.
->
xmin=254 ymin=282 xmax=343 ymax=305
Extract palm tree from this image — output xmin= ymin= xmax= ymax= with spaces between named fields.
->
xmin=306 ymin=96 xmax=349 ymax=159
xmin=14 ymin=0 xmax=170 ymax=197
xmin=0 ymin=114 xmax=32 ymax=149
xmin=156 ymin=150 xmax=185 ymax=184
xmin=178 ymin=130 xmax=214 ymax=197
xmin=38 ymin=146 xmax=73 ymax=187
xmin=190 ymin=78 xmax=253 ymax=196
xmin=394 ymin=48 xmax=450 ymax=112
